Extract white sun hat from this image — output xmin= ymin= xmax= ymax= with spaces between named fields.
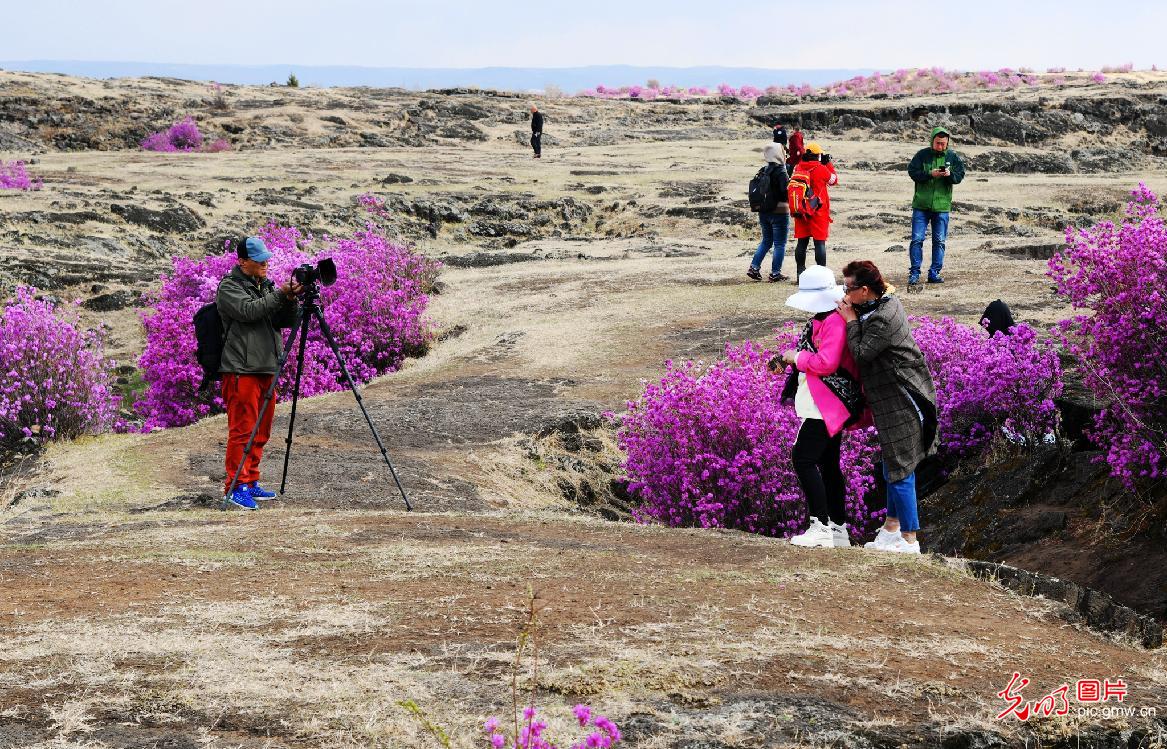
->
xmin=785 ymin=265 xmax=845 ymax=314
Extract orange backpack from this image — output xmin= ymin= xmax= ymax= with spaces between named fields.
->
xmin=787 ymin=168 xmax=823 ymax=219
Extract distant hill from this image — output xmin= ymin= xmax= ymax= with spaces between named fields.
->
xmin=0 ymin=60 xmax=875 ymax=91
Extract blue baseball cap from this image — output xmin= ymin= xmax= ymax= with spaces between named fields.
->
xmin=237 ymin=236 xmax=272 ymax=263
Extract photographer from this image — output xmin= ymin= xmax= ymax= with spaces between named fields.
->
xmin=217 ymin=237 xmax=302 ymax=510
xmin=791 ymin=142 xmax=839 ymax=279
xmin=906 ymin=126 xmax=965 ymax=285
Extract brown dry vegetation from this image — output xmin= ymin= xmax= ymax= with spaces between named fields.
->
xmin=3 ymin=71 xmax=1167 ymax=748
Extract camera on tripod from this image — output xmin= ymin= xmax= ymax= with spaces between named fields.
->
xmin=222 ymin=250 xmax=411 ymax=511
xmin=291 ymin=258 xmax=338 ymax=289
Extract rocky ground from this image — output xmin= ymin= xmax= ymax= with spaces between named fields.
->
xmin=2 ymin=70 xmax=1167 ymax=748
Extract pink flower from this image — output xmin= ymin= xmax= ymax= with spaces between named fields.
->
xmin=133 ymin=217 xmax=438 ymax=429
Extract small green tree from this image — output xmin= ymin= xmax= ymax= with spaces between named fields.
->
xmin=286 ymin=73 xmax=300 ymax=88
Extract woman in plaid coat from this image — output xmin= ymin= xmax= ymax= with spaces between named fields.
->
xmin=836 ymin=260 xmax=938 ymax=554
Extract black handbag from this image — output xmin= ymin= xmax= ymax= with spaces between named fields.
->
xmin=788 ymin=320 xmax=867 ymax=424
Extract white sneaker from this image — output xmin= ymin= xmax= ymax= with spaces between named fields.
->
xmin=864 ymin=526 xmax=901 ymax=549
xmin=880 ymin=535 xmax=922 ymax=555
xmin=790 ymin=519 xmax=834 ymax=548
xmin=829 ymin=521 xmax=851 ymax=547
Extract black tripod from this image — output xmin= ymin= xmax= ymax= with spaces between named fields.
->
xmin=221 ymin=284 xmax=412 ymax=511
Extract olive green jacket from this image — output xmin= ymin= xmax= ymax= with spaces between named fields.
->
xmin=216 ymin=265 xmax=297 ymax=374
xmin=907 ymin=127 xmax=966 ymax=213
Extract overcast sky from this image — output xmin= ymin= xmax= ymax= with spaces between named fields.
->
xmin=2 ymin=0 xmax=1164 ymax=70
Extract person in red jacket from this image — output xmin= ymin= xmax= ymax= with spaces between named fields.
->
xmin=785 ymin=127 xmax=804 ymax=176
xmin=791 ymin=141 xmax=838 ymax=279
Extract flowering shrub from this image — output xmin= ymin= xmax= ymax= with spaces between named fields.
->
xmin=618 ymin=336 xmax=882 ymax=539
xmin=0 ymin=287 xmax=120 ymax=449
xmin=141 ymin=116 xmax=202 ymax=152
xmin=203 ymin=138 xmax=232 ymax=153
xmin=618 ymin=314 xmax=1069 ymax=536
xmin=0 ymin=160 xmax=42 ymax=190
xmin=911 ymin=317 xmax=1062 ymax=457
xmin=474 ymin=593 xmax=622 ymax=749
xmin=483 ymin=706 xmax=620 ymax=749
xmin=576 ymin=66 xmax=1117 ymax=100
xmin=140 ymin=116 xmax=231 ymax=153
xmin=134 ymin=220 xmax=438 ymax=429
xmin=1049 ymin=183 xmax=1167 ymax=486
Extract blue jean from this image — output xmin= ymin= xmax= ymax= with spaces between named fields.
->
xmin=909 ymin=208 xmax=949 ymax=279
xmin=751 ymin=211 xmax=789 ymax=276
xmin=882 ymin=462 xmax=920 ymax=533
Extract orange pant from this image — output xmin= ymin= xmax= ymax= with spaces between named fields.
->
xmin=223 ymin=373 xmax=276 ymax=493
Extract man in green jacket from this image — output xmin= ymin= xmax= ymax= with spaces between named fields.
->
xmin=216 ymin=237 xmax=301 ymax=510
xmin=906 ymin=126 xmax=965 ymax=285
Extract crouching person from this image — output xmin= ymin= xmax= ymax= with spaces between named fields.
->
xmin=836 ymin=260 xmax=937 ymax=554
xmin=774 ymin=266 xmax=870 ymax=549
xmin=218 ymin=237 xmax=302 ymax=510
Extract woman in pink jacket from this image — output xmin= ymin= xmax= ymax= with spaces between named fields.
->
xmin=772 ymin=265 xmax=869 ymax=549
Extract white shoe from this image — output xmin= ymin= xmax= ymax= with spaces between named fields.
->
xmin=864 ymin=526 xmax=901 ymax=549
xmin=829 ymin=521 xmax=851 ymax=547
xmin=880 ymin=535 xmax=922 ymax=555
xmin=790 ymin=519 xmax=834 ymax=548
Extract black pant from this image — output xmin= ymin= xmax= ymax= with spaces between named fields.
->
xmin=794 ymin=237 xmax=827 ymax=276
xmin=792 ymin=418 xmax=846 ymax=525
xmin=531 ymin=131 xmax=542 ymax=156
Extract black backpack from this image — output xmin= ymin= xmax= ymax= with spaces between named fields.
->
xmin=193 ymin=302 xmax=231 ymax=391
xmin=748 ymin=163 xmax=787 ymax=213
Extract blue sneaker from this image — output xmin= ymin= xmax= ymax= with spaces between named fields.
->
xmin=248 ymin=482 xmax=277 ymax=500
xmin=225 ymin=486 xmax=258 ymax=510
xmin=908 ymin=272 xmax=921 ymax=285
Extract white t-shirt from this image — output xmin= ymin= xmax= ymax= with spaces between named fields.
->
xmin=794 ymin=372 xmax=823 ymax=421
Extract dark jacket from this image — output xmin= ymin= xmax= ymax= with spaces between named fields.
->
xmin=216 ymin=265 xmax=298 ymax=375
xmin=531 ymin=111 xmax=544 ymax=133
xmin=845 ymin=295 xmax=938 ymax=482
xmin=908 ymin=144 xmax=965 ymax=212
xmin=761 ymin=162 xmax=790 ymax=214
xmin=981 ymin=299 xmax=1015 ymax=337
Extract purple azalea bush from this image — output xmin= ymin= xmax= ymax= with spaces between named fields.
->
xmin=0 ymin=287 xmax=120 ymax=448
xmin=912 ymin=316 xmax=1062 ymax=457
xmin=618 ymin=316 xmax=1065 ymax=537
xmin=1048 ymin=183 xmax=1167 ymax=486
xmin=0 ymin=160 xmax=42 ymax=190
xmin=483 ymin=705 xmax=620 ymax=749
xmin=141 ymin=116 xmax=231 ymax=153
xmin=618 ymin=336 xmax=881 ymax=539
xmin=576 ymin=66 xmax=1116 ymax=101
xmin=134 ymin=221 xmax=438 ymax=429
